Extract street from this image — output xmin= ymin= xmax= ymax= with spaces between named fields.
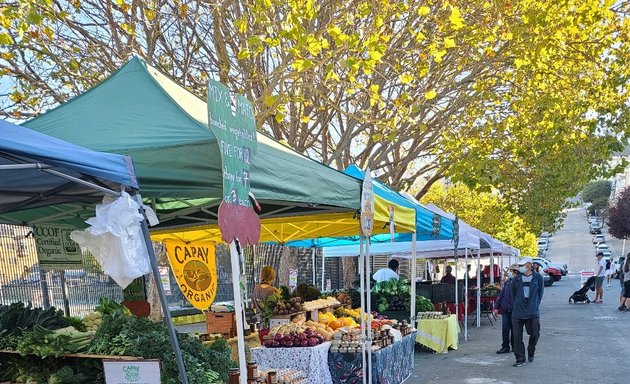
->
xmin=411 ymin=208 xmax=630 ymax=384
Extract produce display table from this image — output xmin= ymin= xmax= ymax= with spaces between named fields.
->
xmin=416 ymin=315 xmax=459 ymax=353
xmin=251 ymin=342 xmax=332 ymax=384
xmin=327 ymin=332 xmax=417 ymax=384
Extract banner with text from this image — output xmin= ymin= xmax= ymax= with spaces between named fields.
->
xmin=164 ymin=239 xmax=218 ymax=310
xmin=207 ymin=79 xmax=260 ymax=245
xmin=34 ymin=224 xmax=83 ymax=270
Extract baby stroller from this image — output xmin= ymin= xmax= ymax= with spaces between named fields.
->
xmin=569 ymin=276 xmax=596 ymax=303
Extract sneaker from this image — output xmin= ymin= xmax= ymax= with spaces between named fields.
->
xmin=618 ymin=306 xmax=625 ymax=311
xmin=496 ymin=347 xmax=510 ymax=354
xmin=513 ymin=361 xmax=526 ymax=367
xmin=528 ymin=355 xmax=534 ymax=362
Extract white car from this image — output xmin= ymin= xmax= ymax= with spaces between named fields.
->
xmin=537 ymin=238 xmax=549 ymax=251
xmin=595 ymin=243 xmax=610 ymax=253
xmin=592 ymin=234 xmax=605 ymax=244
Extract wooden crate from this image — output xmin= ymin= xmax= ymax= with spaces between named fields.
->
xmin=205 ymin=311 xmax=236 ymax=337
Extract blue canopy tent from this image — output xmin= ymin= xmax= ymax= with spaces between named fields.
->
xmin=0 ymin=119 xmax=189 ymax=384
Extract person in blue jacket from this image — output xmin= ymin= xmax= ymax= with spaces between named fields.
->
xmin=510 ymin=257 xmax=544 ymax=367
xmin=493 ymin=264 xmax=519 ymax=354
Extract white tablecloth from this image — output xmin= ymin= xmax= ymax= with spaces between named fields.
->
xmin=251 ymin=342 xmax=332 ymax=384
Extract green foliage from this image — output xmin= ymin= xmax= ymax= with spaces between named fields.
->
xmin=589 ymin=196 xmax=609 ymax=212
xmin=88 ymin=314 xmax=230 ymax=383
xmin=415 ymin=296 xmax=434 ymax=312
xmin=582 ymin=180 xmax=612 ymax=203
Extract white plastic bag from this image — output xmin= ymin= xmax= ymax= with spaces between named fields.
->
xmin=70 ymin=191 xmax=158 ymax=288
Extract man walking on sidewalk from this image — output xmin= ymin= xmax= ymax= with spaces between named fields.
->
xmin=510 ymin=257 xmax=544 ymax=367
xmin=494 ymin=264 xmax=519 ymax=354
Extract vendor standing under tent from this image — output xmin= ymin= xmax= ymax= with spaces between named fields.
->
xmin=373 ymin=259 xmax=400 ymax=282
xmin=440 ymin=265 xmax=456 ymax=284
xmin=252 ymin=266 xmax=281 ymax=320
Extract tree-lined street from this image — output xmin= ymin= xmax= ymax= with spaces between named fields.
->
xmin=412 ymin=207 xmax=630 ymax=384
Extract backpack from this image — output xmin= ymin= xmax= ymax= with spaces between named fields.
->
xmin=606 ymin=260 xmax=611 ymax=270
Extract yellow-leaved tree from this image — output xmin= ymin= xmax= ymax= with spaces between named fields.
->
xmin=420 ymin=181 xmax=538 ymax=256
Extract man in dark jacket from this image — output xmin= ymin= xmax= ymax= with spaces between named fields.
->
xmin=493 ymin=264 xmax=519 ymax=354
xmin=510 ymin=257 xmax=544 ymax=367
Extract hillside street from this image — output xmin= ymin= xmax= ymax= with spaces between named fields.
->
xmin=411 ymin=207 xmax=630 ymax=384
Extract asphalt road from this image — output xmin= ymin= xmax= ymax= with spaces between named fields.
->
xmin=412 ymin=207 xmax=630 ymax=384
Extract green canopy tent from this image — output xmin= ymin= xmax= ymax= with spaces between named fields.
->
xmin=13 ymin=57 xmax=360 ymax=230
xmin=15 ymin=57 xmax=364 ymax=383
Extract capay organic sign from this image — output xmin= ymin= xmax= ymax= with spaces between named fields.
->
xmin=164 ymin=239 xmax=217 ymax=310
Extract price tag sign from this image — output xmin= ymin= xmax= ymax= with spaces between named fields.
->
xmin=103 ymin=360 xmax=161 ymax=384
xmin=361 ymin=169 xmax=374 ymax=237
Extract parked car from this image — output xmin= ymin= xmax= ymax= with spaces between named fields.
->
xmin=595 ymin=243 xmax=610 ymax=253
xmin=601 ymin=250 xmax=612 ymax=260
xmin=592 ymin=234 xmax=605 ymax=244
xmin=534 ymin=257 xmax=568 ymax=276
xmin=534 ymin=260 xmax=562 ymax=281
xmin=540 ymin=268 xmax=553 ymax=286
xmin=537 ymin=238 xmax=549 ymax=251
xmin=590 ymin=223 xmax=602 ymax=234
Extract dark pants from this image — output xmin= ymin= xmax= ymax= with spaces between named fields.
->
xmin=501 ymin=311 xmax=513 ymax=349
xmin=512 ymin=317 xmax=540 ymax=362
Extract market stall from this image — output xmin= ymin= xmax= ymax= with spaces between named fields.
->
xmin=0 ymin=119 xmax=195 ymax=383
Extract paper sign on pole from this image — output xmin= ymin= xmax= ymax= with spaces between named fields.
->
xmin=361 ymin=169 xmax=374 ymax=237
xmin=158 ymin=267 xmax=172 ymax=296
xmin=103 ymin=360 xmax=161 ymax=384
xmin=164 ymin=240 xmax=217 ymax=310
xmin=289 ymin=269 xmax=298 ymax=292
xmin=389 ymin=205 xmax=395 ymax=242
xmin=207 ymin=80 xmax=260 ymax=245
xmin=34 ymin=224 xmax=83 ymax=270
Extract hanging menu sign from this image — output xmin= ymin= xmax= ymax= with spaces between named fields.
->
xmin=33 ymin=224 xmax=83 ymax=270
xmin=207 ymin=80 xmax=261 ymax=245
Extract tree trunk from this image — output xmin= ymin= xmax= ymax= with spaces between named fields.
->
xmin=277 ymin=245 xmax=297 ymax=287
xmin=342 ymin=257 xmax=356 ymax=289
xmin=147 ymin=242 xmax=166 ymax=322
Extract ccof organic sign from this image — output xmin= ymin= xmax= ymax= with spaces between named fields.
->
xmin=164 ymin=240 xmax=217 ymax=310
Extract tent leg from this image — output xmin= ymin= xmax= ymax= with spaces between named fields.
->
xmin=321 ymin=251 xmax=325 ymax=291
xmin=490 ymin=250 xmax=494 ymax=285
xmin=229 ymin=240 xmax=248 ymax=384
xmin=464 ymin=248 xmax=468 ymax=342
xmin=135 ymin=197 xmax=189 ymax=384
xmin=359 ymin=236 xmax=367 ymax=384
xmin=366 ymin=237 xmax=372 ymax=384
xmin=410 ymin=233 xmax=417 ymax=326
xmin=311 ymin=247 xmax=316 ymax=286
xmin=476 ymin=248 xmax=481 ymax=328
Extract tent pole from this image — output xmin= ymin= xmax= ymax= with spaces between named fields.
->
xmin=311 ymin=247 xmax=316 ymax=286
xmin=410 ymin=232 xmax=417 ymax=327
xmin=359 ymin=236 xmax=367 ymax=384
xmin=490 ymin=249 xmax=494 ymax=285
xmin=477 ymin=247 xmax=481 ymax=328
xmin=464 ymin=248 xmax=468 ymax=342
xmin=229 ymin=240 xmax=248 ymax=384
xmin=321 ymin=251 xmax=326 ymax=291
xmin=365 ymin=236 xmax=372 ymax=384
xmin=134 ymin=194 xmax=189 ymax=384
